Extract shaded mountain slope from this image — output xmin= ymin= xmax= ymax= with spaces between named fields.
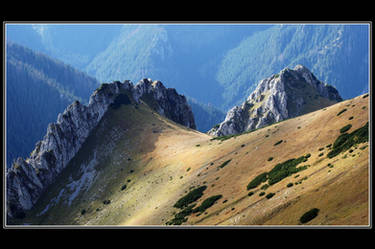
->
xmin=187 ymin=98 xmax=226 ymax=132
xmin=8 ymin=89 xmax=369 ymax=226
xmin=6 ymin=79 xmax=195 ymax=219
xmin=6 ymin=42 xmax=100 ymax=166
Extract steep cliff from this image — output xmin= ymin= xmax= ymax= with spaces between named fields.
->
xmin=209 ymin=65 xmax=342 ymax=136
xmin=6 ymin=79 xmax=195 ymax=219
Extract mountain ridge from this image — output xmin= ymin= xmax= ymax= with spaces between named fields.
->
xmin=6 ymin=79 xmax=195 ymax=219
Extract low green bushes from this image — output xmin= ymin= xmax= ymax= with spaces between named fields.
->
xmin=173 ymin=186 xmax=207 ymax=209
xmin=266 ymin=193 xmax=275 ymax=199
xmin=274 ymin=140 xmax=283 ymax=146
xmin=267 ymin=156 xmax=309 ymax=185
xmin=166 ymin=204 xmax=196 ymax=225
xmin=300 ymin=208 xmax=320 ymax=223
xmin=247 ymin=172 xmax=268 ymax=190
xmin=218 ymin=159 xmax=232 ymax=169
xmin=210 ymin=134 xmax=237 ymax=142
xmin=360 ymin=145 xmax=368 ymax=150
xmin=261 ymin=184 xmax=269 ymax=190
xmin=247 ymin=154 xmax=310 ymax=189
xmin=337 ymin=108 xmax=347 ymax=116
xmin=193 ymin=195 xmax=222 ymax=214
xmin=260 ymin=183 xmax=270 ymax=190
xmin=340 ymin=124 xmax=352 ymax=133
xmin=327 ymin=122 xmax=368 ymax=158
xmin=167 ymin=192 xmax=223 ymax=225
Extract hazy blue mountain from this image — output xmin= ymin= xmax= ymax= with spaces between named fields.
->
xmin=6 ymin=24 xmax=369 ymax=112
xmin=186 ymin=97 xmax=226 ymax=132
xmin=6 ymin=24 xmax=123 ymax=69
xmin=85 ymin=25 xmax=173 ymax=84
xmin=85 ymin=24 xmax=369 ymax=111
xmin=85 ymin=24 xmax=271 ymax=108
xmin=217 ymin=24 xmax=369 ymax=107
xmin=5 ymin=25 xmax=47 ymax=53
xmin=6 ymin=42 xmax=100 ymax=167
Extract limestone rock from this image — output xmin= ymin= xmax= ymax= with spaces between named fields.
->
xmin=208 ymin=65 xmax=342 ymax=137
xmin=6 ymin=79 xmax=195 ymax=218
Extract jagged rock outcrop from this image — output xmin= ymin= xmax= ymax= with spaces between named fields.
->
xmin=209 ymin=65 xmax=342 ymax=137
xmin=6 ymin=79 xmax=195 ymax=219
xmin=133 ymin=79 xmax=196 ymax=129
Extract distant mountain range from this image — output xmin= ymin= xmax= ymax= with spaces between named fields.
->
xmin=6 ymin=24 xmax=122 ymax=69
xmin=216 ymin=24 xmax=369 ymax=108
xmin=6 ymin=23 xmax=369 ymax=111
xmin=5 ymin=23 xmax=369 ymax=166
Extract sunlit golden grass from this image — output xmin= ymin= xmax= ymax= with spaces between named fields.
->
xmin=21 ymin=93 xmax=369 ymax=226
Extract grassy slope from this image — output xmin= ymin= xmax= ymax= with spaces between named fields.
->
xmin=19 ymin=93 xmax=369 ymax=226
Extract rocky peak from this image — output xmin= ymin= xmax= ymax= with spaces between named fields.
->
xmin=209 ymin=65 xmax=342 ymax=137
xmin=7 ymin=79 xmax=195 ymax=219
xmin=133 ymin=78 xmax=196 ymax=129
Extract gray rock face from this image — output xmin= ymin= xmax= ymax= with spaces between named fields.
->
xmin=208 ymin=65 xmax=342 ymax=137
xmin=6 ymin=79 xmax=195 ymax=219
xmin=133 ymin=79 xmax=196 ymax=129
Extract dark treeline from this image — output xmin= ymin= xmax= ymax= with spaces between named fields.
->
xmin=6 ymin=42 xmax=100 ymax=167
